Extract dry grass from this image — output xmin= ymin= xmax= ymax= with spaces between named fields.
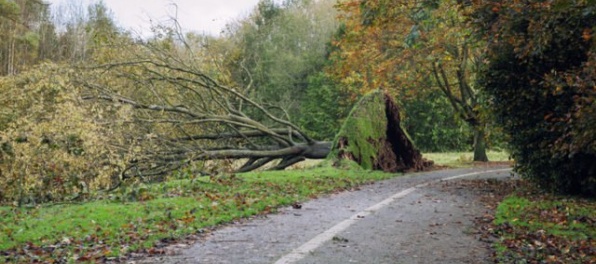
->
xmin=423 ymin=150 xmax=511 ymax=168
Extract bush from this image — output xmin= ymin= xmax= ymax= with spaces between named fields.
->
xmin=474 ymin=0 xmax=595 ymax=196
xmin=0 ymin=64 xmax=121 ymax=205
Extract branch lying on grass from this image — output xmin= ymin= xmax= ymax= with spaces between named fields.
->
xmin=77 ymin=54 xmax=329 ymax=180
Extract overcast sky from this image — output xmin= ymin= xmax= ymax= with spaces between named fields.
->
xmin=46 ymin=0 xmax=262 ymax=36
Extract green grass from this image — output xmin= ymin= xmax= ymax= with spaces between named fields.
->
xmin=495 ymin=196 xmax=595 ymax=240
xmin=0 ymin=166 xmax=396 ymax=262
xmin=492 ymin=193 xmax=595 ymax=263
xmin=423 ymin=150 xmax=510 ymax=167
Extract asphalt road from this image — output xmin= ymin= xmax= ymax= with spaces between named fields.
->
xmin=137 ymin=166 xmax=513 ymax=264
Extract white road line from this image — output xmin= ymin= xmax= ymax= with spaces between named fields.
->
xmin=274 ymin=168 xmax=512 ymax=264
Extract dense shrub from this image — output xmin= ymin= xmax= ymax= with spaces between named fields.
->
xmin=474 ymin=0 xmax=595 ymax=196
xmin=0 ymin=64 xmax=121 ymax=205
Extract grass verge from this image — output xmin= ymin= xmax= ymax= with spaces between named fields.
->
xmin=480 ymin=182 xmax=595 ymax=263
xmin=0 ymin=166 xmax=396 ymax=263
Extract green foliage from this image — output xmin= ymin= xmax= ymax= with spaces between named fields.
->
xmin=474 ymin=0 xmax=596 ymax=195
xmin=0 ymin=0 xmax=50 ymax=75
xmin=0 ymin=166 xmax=396 ymax=262
xmin=403 ymin=92 xmax=472 ymax=152
xmin=298 ymin=72 xmax=351 ymax=140
xmin=330 ymin=90 xmax=388 ymax=170
xmin=0 ymin=0 xmax=20 ymax=20
xmin=226 ymin=0 xmax=339 ymax=116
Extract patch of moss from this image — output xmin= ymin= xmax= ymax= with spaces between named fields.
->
xmin=329 ymin=90 xmax=387 ymax=170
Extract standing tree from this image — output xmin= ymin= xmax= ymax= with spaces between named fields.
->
xmin=0 ymin=0 xmax=51 ymax=75
xmin=330 ymin=0 xmax=490 ymax=161
xmin=224 ymin=0 xmax=340 ymax=120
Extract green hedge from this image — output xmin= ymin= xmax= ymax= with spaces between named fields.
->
xmin=474 ymin=1 xmax=595 ymax=196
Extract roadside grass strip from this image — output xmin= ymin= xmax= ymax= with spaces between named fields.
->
xmin=0 ymin=166 xmax=395 ymax=263
xmin=493 ymin=194 xmax=595 ymax=263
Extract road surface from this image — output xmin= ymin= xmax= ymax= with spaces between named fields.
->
xmin=137 ymin=166 xmax=513 ymax=264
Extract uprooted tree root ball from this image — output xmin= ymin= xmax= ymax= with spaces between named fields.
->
xmin=331 ymin=90 xmax=433 ymax=172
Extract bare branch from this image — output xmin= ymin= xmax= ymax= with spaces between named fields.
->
xmin=73 ymin=34 xmax=328 ymax=179
xmin=270 ymin=156 xmax=306 ymax=170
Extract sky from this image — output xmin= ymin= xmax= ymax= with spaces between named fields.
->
xmin=46 ymin=0 xmax=262 ymax=36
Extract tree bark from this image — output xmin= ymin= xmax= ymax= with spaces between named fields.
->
xmin=473 ymin=126 xmax=489 ymax=162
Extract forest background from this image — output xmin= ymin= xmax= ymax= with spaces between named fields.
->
xmin=0 ymin=0 xmax=594 ymax=262
xmin=0 ymin=0 xmax=593 ymax=202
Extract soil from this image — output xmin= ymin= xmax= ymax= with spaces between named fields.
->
xmin=332 ymin=90 xmax=429 ymax=173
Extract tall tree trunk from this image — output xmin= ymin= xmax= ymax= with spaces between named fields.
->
xmin=473 ymin=126 xmax=489 ymax=162
xmin=8 ymin=33 xmax=16 ymax=75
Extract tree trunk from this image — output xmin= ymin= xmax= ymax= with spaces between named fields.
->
xmin=473 ymin=126 xmax=489 ymax=162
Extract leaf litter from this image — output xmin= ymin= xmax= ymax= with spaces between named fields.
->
xmin=454 ymin=179 xmax=596 ymax=264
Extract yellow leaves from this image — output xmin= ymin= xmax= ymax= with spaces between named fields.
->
xmin=132 ymin=146 xmax=143 ymax=154
xmin=0 ymin=63 xmax=119 ymax=204
xmin=329 ymin=0 xmax=480 ymax=101
xmin=178 ymin=211 xmax=196 ymax=224
xmin=443 ymin=53 xmax=454 ymax=61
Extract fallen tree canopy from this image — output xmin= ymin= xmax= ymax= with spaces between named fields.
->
xmin=70 ymin=39 xmax=429 ymax=179
xmin=77 ymin=59 xmax=333 ymax=177
xmin=81 ymin=61 xmax=429 ymax=177
xmin=0 ymin=62 xmax=430 ymax=206
xmin=330 ymin=90 xmax=432 ymax=172
xmin=0 ymin=42 xmax=429 ymax=201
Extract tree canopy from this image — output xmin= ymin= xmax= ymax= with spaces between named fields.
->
xmin=329 ymin=0 xmax=491 ymax=161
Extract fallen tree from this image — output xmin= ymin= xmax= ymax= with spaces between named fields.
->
xmin=74 ymin=38 xmax=429 ymax=180
xmin=0 ymin=31 xmax=430 ymax=206
xmin=330 ymin=90 xmax=432 ymax=172
xmin=0 ymin=61 xmax=428 ymax=206
xmin=77 ymin=48 xmax=332 ymax=178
